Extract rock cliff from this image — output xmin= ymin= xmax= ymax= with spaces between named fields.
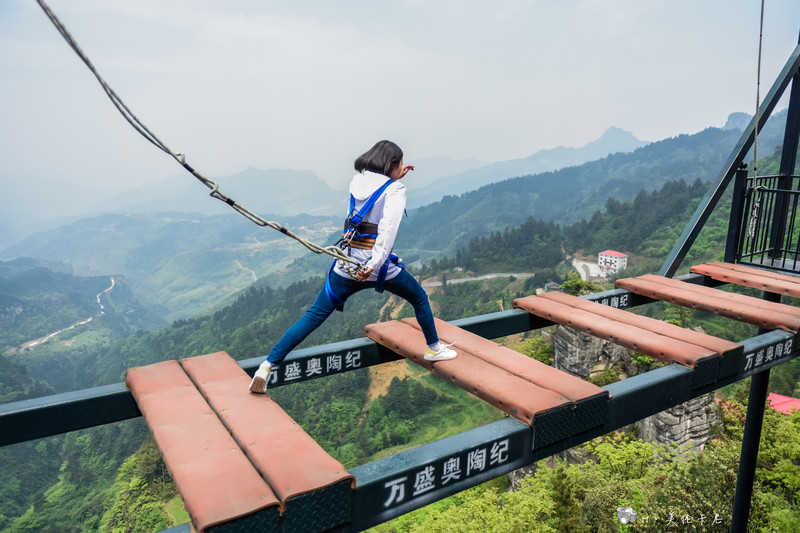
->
xmin=551 ymin=325 xmax=720 ymax=454
xmin=509 ymin=324 xmax=722 ymax=489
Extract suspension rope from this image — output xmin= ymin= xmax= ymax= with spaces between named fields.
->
xmin=753 ymin=0 xmax=765 ymax=179
xmin=34 ymin=0 xmax=360 ymax=268
xmin=745 ymin=0 xmax=766 ymax=242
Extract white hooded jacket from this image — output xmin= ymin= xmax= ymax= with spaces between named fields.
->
xmin=333 ymin=170 xmax=406 ymax=282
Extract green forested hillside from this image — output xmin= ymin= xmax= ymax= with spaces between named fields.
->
xmin=395 ymin=127 xmax=743 ymax=259
xmin=395 ymin=108 xmax=787 ymax=263
xmin=0 ymin=356 xmax=61 ymax=530
xmin=0 ymin=258 xmax=73 ymax=278
xmin=0 ymin=212 xmax=339 ymax=321
xmin=0 ymin=257 xmax=168 ymax=393
xmin=373 ymin=407 xmax=800 ymax=533
xmin=418 ymin=177 xmax=724 ymax=284
xmin=3 ymin=131 xmax=799 ymax=530
xmin=1 ymin=113 xmax=787 ymax=325
xmin=1 ymin=267 xmax=107 ymax=349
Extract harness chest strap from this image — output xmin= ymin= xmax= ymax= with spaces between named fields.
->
xmin=341 ymin=179 xmax=393 ymax=249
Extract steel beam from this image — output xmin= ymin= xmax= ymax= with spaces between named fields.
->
xmin=0 ymin=382 xmax=140 ymax=446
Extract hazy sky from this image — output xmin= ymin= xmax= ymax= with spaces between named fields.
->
xmin=2 ymin=0 xmax=799 ymax=212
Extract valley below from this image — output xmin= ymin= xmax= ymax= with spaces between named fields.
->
xmin=9 ymin=277 xmax=116 ymax=355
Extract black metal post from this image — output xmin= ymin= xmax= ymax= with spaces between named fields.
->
xmin=730 ymin=368 xmax=770 ymax=533
xmin=777 ymin=71 xmax=800 ymax=178
xmin=730 ymin=290 xmax=780 ymax=532
xmin=725 ymin=167 xmax=749 ymax=263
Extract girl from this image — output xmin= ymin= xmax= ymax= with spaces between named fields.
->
xmin=249 ymin=140 xmax=456 ymax=393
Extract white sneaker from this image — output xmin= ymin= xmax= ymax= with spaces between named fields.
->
xmin=248 ymin=361 xmax=272 ymax=393
xmin=424 ymin=345 xmax=457 ymax=361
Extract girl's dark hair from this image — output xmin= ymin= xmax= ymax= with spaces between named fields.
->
xmin=354 ymin=140 xmax=403 ymax=176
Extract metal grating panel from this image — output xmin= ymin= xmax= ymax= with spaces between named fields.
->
xmin=206 ymin=507 xmax=280 ymax=533
xmin=532 ymin=403 xmax=573 ymax=449
xmin=718 ymin=347 xmax=744 ymax=378
xmin=282 ymin=479 xmax=352 ymax=532
xmin=571 ymin=392 xmax=610 ymax=434
xmin=691 ymin=355 xmax=721 ymax=389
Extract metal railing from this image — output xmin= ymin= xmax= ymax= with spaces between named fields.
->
xmin=734 ymin=173 xmax=800 ymax=272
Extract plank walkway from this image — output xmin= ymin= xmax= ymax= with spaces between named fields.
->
xmin=691 ymin=261 xmax=800 ymax=298
xmin=125 ymin=261 xmax=800 ymax=532
xmin=365 ymin=317 xmax=607 ymax=446
xmin=126 ymin=352 xmax=353 ymax=533
xmin=514 ymin=291 xmax=742 ymax=387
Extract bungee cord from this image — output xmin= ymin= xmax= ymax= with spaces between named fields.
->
xmin=34 ymin=0 xmax=362 ymax=271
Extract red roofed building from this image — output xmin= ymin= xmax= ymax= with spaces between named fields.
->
xmin=598 ymin=250 xmax=628 ymax=274
xmin=768 ymin=393 xmax=800 ymax=414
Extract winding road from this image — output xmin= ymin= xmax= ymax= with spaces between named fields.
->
xmin=421 ymin=272 xmax=535 ymax=288
xmin=234 ymin=260 xmax=258 ymax=282
xmin=17 ymin=277 xmax=115 ymax=353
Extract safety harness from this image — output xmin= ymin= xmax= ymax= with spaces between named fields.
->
xmin=325 ymin=178 xmax=405 ymax=310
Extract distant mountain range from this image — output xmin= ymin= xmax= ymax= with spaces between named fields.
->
xmin=405 ymin=127 xmax=648 ymax=207
xmin=94 ymin=167 xmax=345 ymax=217
xmin=96 ymin=126 xmax=649 ymax=215
xmin=394 ymin=110 xmax=788 ymax=259
xmin=0 ymin=125 xmax=648 ymax=249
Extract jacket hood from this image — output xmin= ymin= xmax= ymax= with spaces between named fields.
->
xmin=350 ymin=170 xmax=404 ymax=201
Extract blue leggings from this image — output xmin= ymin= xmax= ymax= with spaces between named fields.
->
xmin=266 ymin=269 xmax=439 ymax=366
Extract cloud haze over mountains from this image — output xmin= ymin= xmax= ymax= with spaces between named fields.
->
xmin=0 ymin=126 xmax=648 ymax=248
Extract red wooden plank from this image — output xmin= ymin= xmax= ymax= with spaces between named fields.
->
xmin=400 ymin=317 xmax=607 ymax=402
xmin=364 ymin=320 xmax=571 ymax=425
xmin=691 ymin=262 xmax=800 ymax=298
xmin=180 ymin=352 xmax=354 ymax=510
xmin=513 ymin=295 xmax=716 ymax=368
xmin=126 ymin=360 xmax=279 ymax=532
xmin=636 ymin=274 xmax=800 ymax=318
xmin=702 ymin=261 xmax=800 ymax=283
xmin=539 ymin=291 xmax=742 ymax=356
xmin=616 ymin=275 xmax=800 ymax=333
